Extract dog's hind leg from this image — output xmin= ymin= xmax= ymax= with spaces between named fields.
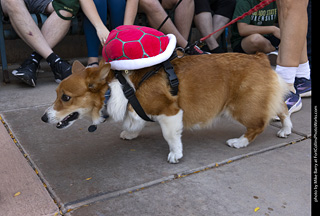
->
xmin=157 ymin=109 xmax=184 ymax=163
xmin=120 ymin=111 xmax=146 ymax=140
xmin=227 ymin=115 xmax=267 ymax=149
xmin=277 ymin=102 xmax=292 ymax=138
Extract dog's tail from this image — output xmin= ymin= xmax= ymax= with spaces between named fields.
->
xmin=268 ymin=69 xmax=290 ymax=119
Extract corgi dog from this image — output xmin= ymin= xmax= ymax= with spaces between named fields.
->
xmin=41 ymin=53 xmax=292 ymax=163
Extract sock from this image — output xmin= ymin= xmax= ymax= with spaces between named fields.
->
xmin=275 ymin=65 xmax=297 ymax=84
xmin=31 ymin=52 xmax=43 ymax=64
xmin=296 ymin=61 xmax=310 ymax=80
xmin=46 ymin=53 xmax=61 ymax=67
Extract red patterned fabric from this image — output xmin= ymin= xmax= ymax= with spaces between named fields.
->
xmin=102 ymin=25 xmax=176 ymax=70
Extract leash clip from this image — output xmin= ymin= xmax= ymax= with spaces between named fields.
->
xmin=175 ymin=47 xmax=185 ymax=58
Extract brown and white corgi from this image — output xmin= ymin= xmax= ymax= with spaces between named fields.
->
xmin=41 ymin=53 xmax=292 ymax=163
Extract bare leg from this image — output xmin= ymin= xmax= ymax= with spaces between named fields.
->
xmin=194 ymin=12 xmax=217 ymax=50
xmin=162 ymin=0 xmax=194 ymax=40
xmin=139 ymin=0 xmax=188 ymax=48
xmin=41 ymin=4 xmax=72 ymax=49
xmin=241 ymin=34 xmax=276 ymax=54
xmin=275 ymin=0 xmax=309 ymax=92
xmin=1 ymin=0 xmax=71 ymax=59
xmin=276 ymin=0 xmax=308 ymax=68
xmin=194 ymin=13 xmax=229 ymax=50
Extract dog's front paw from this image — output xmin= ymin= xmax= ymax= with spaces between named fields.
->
xmin=277 ymin=127 xmax=291 ymax=138
xmin=226 ymin=135 xmax=249 ymax=149
xmin=120 ymin=130 xmax=139 ymax=140
xmin=92 ymin=116 xmax=107 ymax=125
xmin=167 ymin=151 xmax=183 ymax=164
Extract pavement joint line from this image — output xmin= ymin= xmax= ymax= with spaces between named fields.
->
xmin=0 ymin=114 xmax=64 ymax=214
xmin=63 ymin=136 xmax=309 ymax=214
xmin=270 ymin=121 xmax=311 ymax=138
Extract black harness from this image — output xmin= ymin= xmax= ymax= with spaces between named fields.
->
xmin=115 ymin=51 xmax=179 ymax=122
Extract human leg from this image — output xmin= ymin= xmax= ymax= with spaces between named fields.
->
xmin=2 ymin=0 xmax=72 ymax=85
xmin=276 ymin=0 xmax=308 ymax=91
xmin=108 ymin=0 xmax=126 ymax=29
xmin=41 ymin=3 xmax=72 ymax=51
xmin=194 ymin=12 xmax=218 ymax=50
xmin=1 ymin=0 xmax=54 ymax=58
xmin=276 ymin=0 xmax=308 ymax=68
xmin=161 ymin=0 xmax=194 ymax=40
xmin=83 ymin=0 xmax=107 ymax=66
xmin=275 ymin=0 xmax=309 ymax=110
xmin=241 ymin=34 xmax=276 ymax=54
xmin=138 ymin=0 xmax=188 ymax=48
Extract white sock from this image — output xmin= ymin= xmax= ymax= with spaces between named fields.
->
xmin=275 ymin=65 xmax=297 ymax=84
xmin=296 ymin=61 xmax=310 ymax=79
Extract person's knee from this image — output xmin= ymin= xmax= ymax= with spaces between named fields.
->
xmin=1 ymin=0 xmax=23 ymax=15
xmin=249 ymin=34 xmax=267 ymax=48
xmin=139 ymin=0 xmax=160 ymax=12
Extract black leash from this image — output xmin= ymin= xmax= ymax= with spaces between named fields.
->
xmin=157 ymin=0 xmax=184 ymax=31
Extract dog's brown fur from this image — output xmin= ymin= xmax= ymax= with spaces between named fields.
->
xmin=43 ymin=52 xmax=291 ymax=162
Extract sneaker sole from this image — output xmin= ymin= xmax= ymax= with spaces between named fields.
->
xmin=288 ymin=97 xmax=302 ymax=115
xmin=12 ymin=70 xmax=36 ymax=87
xmin=299 ymin=90 xmax=311 ymax=98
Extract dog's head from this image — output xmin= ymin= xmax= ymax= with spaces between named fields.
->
xmin=41 ymin=60 xmax=112 ymax=129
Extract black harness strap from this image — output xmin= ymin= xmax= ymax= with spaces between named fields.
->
xmin=163 ymin=59 xmax=179 ymax=96
xmin=114 ymin=51 xmax=179 ymax=122
xmin=114 ymin=70 xmax=154 ymax=122
xmin=138 ymin=51 xmax=179 ymax=96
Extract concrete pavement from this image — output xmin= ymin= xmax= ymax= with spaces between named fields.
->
xmin=0 ymin=63 xmax=312 ymax=216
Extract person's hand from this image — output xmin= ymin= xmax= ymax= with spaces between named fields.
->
xmin=96 ymin=25 xmax=110 ymax=46
xmin=272 ymin=26 xmax=280 ymax=39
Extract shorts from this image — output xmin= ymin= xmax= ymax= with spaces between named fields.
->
xmin=52 ymin=0 xmax=80 ymax=20
xmin=195 ymin=0 xmax=236 ymax=20
xmin=24 ymin=0 xmax=52 ymax=14
xmin=233 ymin=35 xmax=281 ymax=53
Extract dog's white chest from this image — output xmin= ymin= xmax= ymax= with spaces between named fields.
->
xmin=107 ymin=79 xmax=128 ymax=122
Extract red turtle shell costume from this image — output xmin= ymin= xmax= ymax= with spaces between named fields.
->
xmin=102 ymin=25 xmax=176 ymax=70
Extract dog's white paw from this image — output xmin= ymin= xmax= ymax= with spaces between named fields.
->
xmin=226 ymin=135 xmax=249 ymax=149
xmin=167 ymin=151 xmax=183 ymax=164
xmin=277 ymin=127 xmax=291 ymax=138
xmin=120 ymin=130 xmax=139 ymax=140
xmin=92 ymin=116 xmax=107 ymax=125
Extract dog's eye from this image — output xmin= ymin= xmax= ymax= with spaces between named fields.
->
xmin=61 ymin=94 xmax=71 ymax=102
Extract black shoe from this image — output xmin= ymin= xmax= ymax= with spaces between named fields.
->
xmin=12 ymin=58 xmax=38 ymax=87
xmin=185 ymin=44 xmax=210 ymax=55
xmin=50 ymin=58 xmax=72 ymax=83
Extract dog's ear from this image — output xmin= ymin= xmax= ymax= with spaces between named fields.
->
xmin=72 ymin=60 xmax=85 ymax=74
xmin=99 ymin=62 xmax=111 ymax=80
xmin=87 ymin=62 xmax=111 ymax=92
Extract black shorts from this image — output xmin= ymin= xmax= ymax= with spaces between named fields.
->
xmin=194 ymin=0 xmax=236 ymax=20
xmin=233 ymin=35 xmax=281 ymax=53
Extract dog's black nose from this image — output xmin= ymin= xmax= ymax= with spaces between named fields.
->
xmin=41 ymin=113 xmax=48 ymax=123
